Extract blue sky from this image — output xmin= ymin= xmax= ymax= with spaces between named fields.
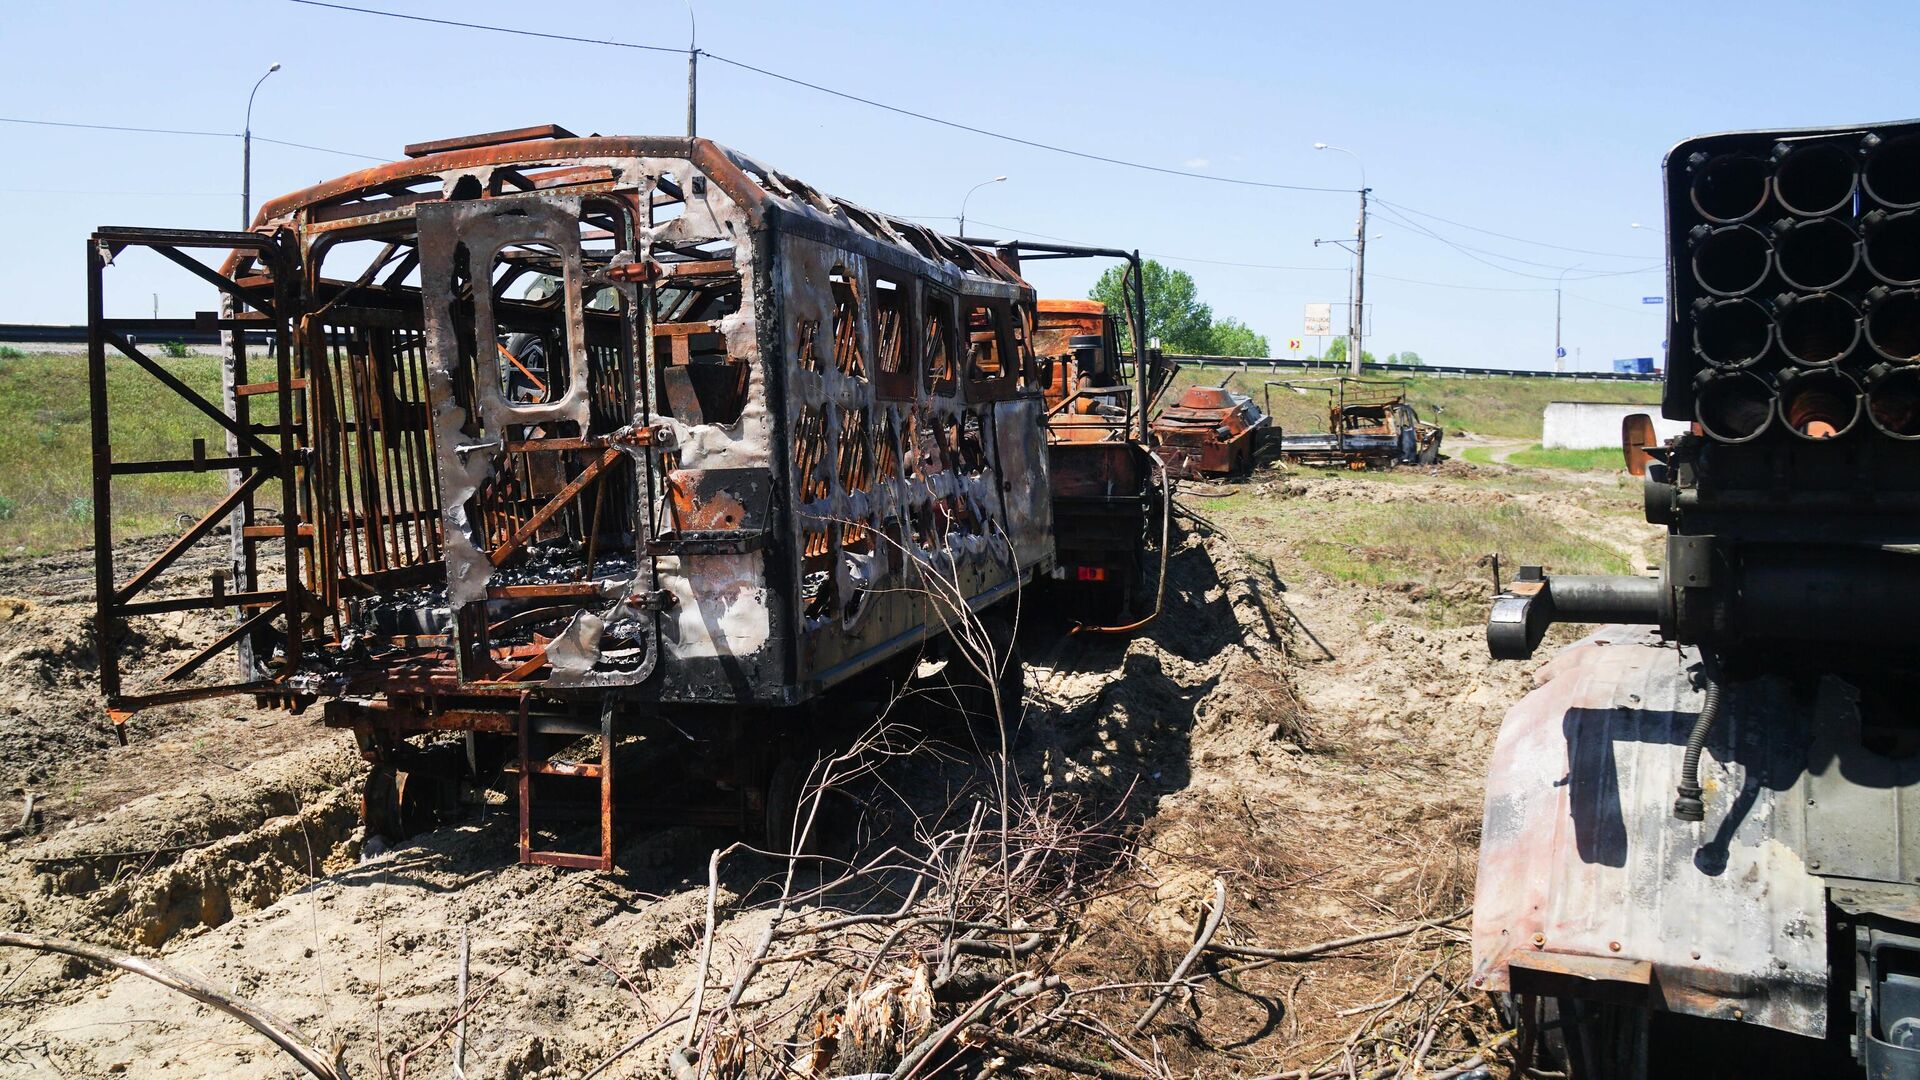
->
xmin=3 ymin=0 xmax=1914 ymax=370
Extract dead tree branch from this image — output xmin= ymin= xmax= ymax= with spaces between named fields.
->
xmin=1204 ymin=906 xmax=1471 ymax=962
xmin=0 ymin=931 xmax=347 ymax=1080
xmin=1132 ymin=877 xmax=1226 ymax=1034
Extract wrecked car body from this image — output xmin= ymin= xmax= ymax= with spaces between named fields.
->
xmin=1269 ymin=377 xmax=1441 ymax=469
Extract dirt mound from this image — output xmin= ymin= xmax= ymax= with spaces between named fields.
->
xmin=0 ymin=492 xmax=1530 ymax=1078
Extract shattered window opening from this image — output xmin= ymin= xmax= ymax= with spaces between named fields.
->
xmin=829 ymin=267 xmax=867 ymax=381
xmin=967 ymin=303 xmax=1006 ymax=383
xmin=923 ymin=289 xmax=957 ymax=393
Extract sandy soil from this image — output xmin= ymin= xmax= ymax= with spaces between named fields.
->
xmin=0 ymin=459 xmax=1655 ymax=1079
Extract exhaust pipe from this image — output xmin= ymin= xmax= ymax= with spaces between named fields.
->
xmin=1772 ymin=140 xmax=1858 ymax=217
xmin=1692 ymin=296 xmax=1774 ymax=369
xmin=1689 ymin=152 xmax=1771 ymax=224
xmin=1864 ymin=287 xmax=1920 ymax=361
xmin=1778 ymin=367 xmax=1863 ymax=440
xmin=1864 ymin=132 xmax=1920 ymax=210
xmin=1690 ymin=224 xmax=1773 ymax=296
xmin=1772 ymin=217 xmax=1860 ymax=292
xmin=1774 ymin=291 xmax=1861 ymax=366
xmin=1867 ymin=363 xmax=1920 ymax=440
xmin=1695 ymin=369 xmax=1776 ymax=443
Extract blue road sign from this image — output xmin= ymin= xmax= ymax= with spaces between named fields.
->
xmin=1556 ymin=347 xmax=1567 ymax=358
xmin=1642 ymin=296 xmax=1664 ymax=304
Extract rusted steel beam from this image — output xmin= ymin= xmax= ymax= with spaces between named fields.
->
xmin=486 ymin=447 xmax=623 ymax=567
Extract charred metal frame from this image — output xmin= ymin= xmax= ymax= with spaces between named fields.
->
xmin=87 ymin=130 xmax=1071 ymax=866
xmin=1265 ymin=377 xmax=1440 ymax=469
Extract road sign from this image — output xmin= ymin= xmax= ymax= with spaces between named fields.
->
xmin=1556 ymin=347 xmax=1567 ymax=358
xmin=1304 ymin=303 xmax=1333 ymax=337
xmin=1642 ymin=296 xmax=1664 ymax=304
xmin=1287 ymin=338 xmax=1303 ymax=353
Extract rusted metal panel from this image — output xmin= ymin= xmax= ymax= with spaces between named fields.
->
xmin=1150 ymin=385 xmax=1271 ymax=479
xmin=1472 ymin=627 xmax=1829 ymax=1039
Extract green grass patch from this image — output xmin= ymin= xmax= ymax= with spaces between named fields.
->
xmin=1166 ymin=366 xmax=1659 ymax=442
xmin=1293 ymin=499 xmax=1629 ymax=626
xmin=1458 ymin=446 xmax=1497 ymax=466
xmin=0 ymin=351 xmax=279 ymax=556
xmin=1503 ymin=445 xmax=1625 ymax=471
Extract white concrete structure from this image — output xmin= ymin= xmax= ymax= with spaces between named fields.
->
xmin=1541 ymin=401 xmax=1690 ymax=450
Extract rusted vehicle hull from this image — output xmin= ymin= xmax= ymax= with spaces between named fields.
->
xmin=1474 ymin=629 xmax=1829 ymax=1039
xmin=87 ymin=129 xmax=1060 ymax=866
xmin=1149 ymin=384 xmax=1271 ymax=479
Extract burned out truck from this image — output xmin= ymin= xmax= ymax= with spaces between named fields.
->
xmin=85 ymin=127 xmax=1156 ymax=869
xmin=1478 ymin=119 xmax=1920 ymax=1076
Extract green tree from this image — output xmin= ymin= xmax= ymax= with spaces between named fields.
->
xmin=1208 ymin=317 xmax=1269 ymax=358
xmin=1384 ymin=350 xmax=1427 ymax=367
xmin=1318 ymin=338 xmax=1378 ymax=367
xmin=1088 ymin=260 xmax=1213 ymax=354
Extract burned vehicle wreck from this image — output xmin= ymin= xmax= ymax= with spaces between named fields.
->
xmin=1479 ymin=118 xmax=1920 ymax=1077
xmin=86 ymin=127 xmax=1093 ymax=870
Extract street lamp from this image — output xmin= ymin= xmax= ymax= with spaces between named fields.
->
xmin=1554 ymin=263 xmax=1586 ymax=373
xmin=957 ymin=175 xmax=1006 ymax=237
xmin=1315 ymin=142 xmax=1369 ymax=375
xmin=242 ymin=62 xmax=282 ymax=229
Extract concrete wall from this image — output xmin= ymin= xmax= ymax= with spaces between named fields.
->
xmin=1541 ymin=401 xmax=1689 ymax=449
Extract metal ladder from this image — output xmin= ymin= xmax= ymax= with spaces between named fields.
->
xmin=515 ymin=697 xmax=615 ymax=870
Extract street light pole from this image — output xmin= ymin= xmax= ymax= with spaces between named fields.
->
xmin=684 ymin=0 xmax=698 ymax=137
xmin=957 ymin=175 xmax=1007 ymax=237
xmin=242 ymin=62 xmax=281 ymax=229
xmin=1555 ymin=263 xmax=1584 ymax=373
xmin=1316 ymin=143 xmax=1368 ymax=376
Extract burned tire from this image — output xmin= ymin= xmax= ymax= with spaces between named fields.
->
xmin=363 ymin=745 xmax=469 ymax=846
xmin=1517 ymin=994 xmax=1648 ymax=1079
xmin=761 ymin=757 xmax=820 ymax=857
xmin=362 ymin=764 xmax=404 ymax=845
xmin=930 ymin=615 xmax=1026 ymax=756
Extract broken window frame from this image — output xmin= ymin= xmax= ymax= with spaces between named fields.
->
xmin=923 ymin=286 xmax=959 ymax=397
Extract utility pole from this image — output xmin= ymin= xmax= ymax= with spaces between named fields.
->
xmin=1351 ymin=187 xmax=1369 ymax=377
xmin=1554 ymin=264 xmax=1583 ymax=373
xmin=684 ymin=1 xmax=698 ymax=137
xmin=687 ymin=49 xmax=698 ymax=136
xmin=1554 ymin=286 xmax=1563 ymax=374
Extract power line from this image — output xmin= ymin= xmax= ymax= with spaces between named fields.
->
xmin=286 ymin=0 xmax=685 ymax=53
xmin=251 ymin=135 xmax=385 ymax=161
xmin=282 ymin=0 xmax=1355 ymax=195
xmin=699 ymin=52 xmax=1352 ymax=194
xmin=0 ymin=187 xmax=238 ymax=197
xmin=1 ymin=115 xmax=233 ymax=139
xmin=1370 ymin=273 xmax=1552 ymax=293
xmin=1375 ymin=197 xmax=1655 ymax=260
xmin=1373 ymin=203 xmax=1660 ymax=281
xmin=3 ymin=115 xmax=385 ymax=161
xmin=960 ymin=218 xmax=1346 ymax=273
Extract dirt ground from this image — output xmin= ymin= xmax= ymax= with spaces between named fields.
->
xmin=0 ymin=455 xmax=1658 ymax=1079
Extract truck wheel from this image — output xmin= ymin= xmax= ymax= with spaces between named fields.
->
xmin=934 ymin=615 xmax=1026 ymax=755
xmin=1520 ymin=994 xmax=1649 ymax=1079
xmin=761 ymin=757 xmax=824 ymax=858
